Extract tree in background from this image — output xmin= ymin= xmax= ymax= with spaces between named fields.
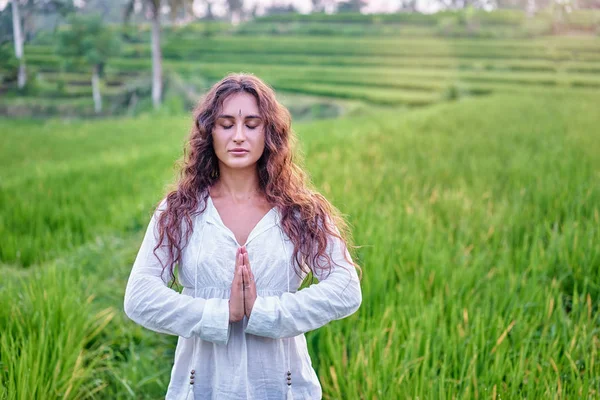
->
xmin=336 ymin=0 xmax=367 ymax=13
xmin=311 ymin=0 xmax=323 ymax=12
xmin=205 ymin=0 xmax=216 ymax=20
xmin=11 ymin=0 xmax=26 ymax=89
xmin=124 ymin=0 xmax=163 ymax=109
xmin=7 ymin=0 xmax=75 ymax=90
xmin=496 ymin=0 xmax=536 ymax=10
xmin=123 ymin=0 xmax=195 ymax=109
xmin=0 ymin=41 xmax=19 ymax=88
xmin=31 ymin=0 xmax=76 ymax=32
xmin=249 ymin=2 xmax=258 ymax=18
xmin=168 ymin=0 xmax=196 ymax=25
xmin=398 ymin=0 xmax=419 ymax=12
xmin=226 ymin=0 xmax=244 ymax=25
xmin=551 ymin=0 xmax=574 ymax=31
xmin=56 ymin=13 xmax=121 ymax=114
xmin=264 ymin=3 xmax=298 ymax=16
xmin=311 ymin=0 xmax=336 ymax=13
xmin=82 ymin=0 xmax=132 ymax=22
xmin=435 ymin=0 xmax=494 ymax=9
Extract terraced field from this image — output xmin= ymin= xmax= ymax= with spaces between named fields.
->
xmin=1 ymin=14 xmax=600 ymax=400
xmin=4 ymin=31 xmax=600 ymax=116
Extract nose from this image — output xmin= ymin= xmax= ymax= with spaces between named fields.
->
xmin=233 ymin=122 xmax=246 ymax=143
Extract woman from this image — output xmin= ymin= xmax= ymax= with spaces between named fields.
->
xmin=123 ymin=73 xmax=363 ymax=400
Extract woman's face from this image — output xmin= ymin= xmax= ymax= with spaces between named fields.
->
xmin=212 ymin=92 xmax=265 ymax=173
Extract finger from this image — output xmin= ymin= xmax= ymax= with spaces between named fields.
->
xmin=245 ymin=266 xmax=252 ymax=288
xmin=241 ymin=258 xmax=246 ymax=285
xmin=242 ymin=266 xmax=248 ymax=290
xmin=244 ymin=253 xmax=254 ymax=281
xmin=236 ymin=253 xmax=244 ymax=284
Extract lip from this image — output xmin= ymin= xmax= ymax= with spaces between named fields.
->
xmin=229 ymin=149 xmax=249 ymax=155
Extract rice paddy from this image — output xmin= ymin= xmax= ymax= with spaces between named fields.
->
xmin=1 ymin=14 xmax=599 ymax=400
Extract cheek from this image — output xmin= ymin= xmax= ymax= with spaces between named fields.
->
xmin=257 ymin=129 xmax=266 ymax=148
xmin=212 ymin=132 xmax=226 ymax=150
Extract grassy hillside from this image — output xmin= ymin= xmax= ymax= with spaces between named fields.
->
xmin=1 ymin=89 xmax=599 ymax=398
xmin=2 ymin=16 xmax=600 ymax=117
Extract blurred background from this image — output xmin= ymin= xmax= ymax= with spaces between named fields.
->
xmin=2 ymin=0 xmax=600 ymax=119
xmin=1 ymin=0 xmax=599 ymax=399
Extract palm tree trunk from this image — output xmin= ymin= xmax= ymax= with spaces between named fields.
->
xmin=11 ymin=0 xmax=26 ymax=89
xmin=92 ymin=64 xmax=102 ymax=114
xmin=526 ymin=0 xmax=536 ymax=18
xmin=231 ymin=10 xmax=240 ymax=26
xmin=151 ymin=2 xmax=162 ymax=109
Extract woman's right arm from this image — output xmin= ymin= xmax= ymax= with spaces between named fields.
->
xmin=123 ymin=199 xmax=231 ymax=345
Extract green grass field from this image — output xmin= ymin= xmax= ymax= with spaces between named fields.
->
xmin=1 ymin=11 xmax=600 ymax=399
xmin=1 ymin=89 xmax=599 ymax=398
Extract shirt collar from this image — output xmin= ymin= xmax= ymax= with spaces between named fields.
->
xmin=203 ymin=191 xmax=280 ymax=247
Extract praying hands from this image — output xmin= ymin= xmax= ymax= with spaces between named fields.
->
xmin=228 ymin=245 xmax=257 ymax=323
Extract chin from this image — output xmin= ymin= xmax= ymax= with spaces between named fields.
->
xmin=225 ymin=160 xmax=257 ymax=169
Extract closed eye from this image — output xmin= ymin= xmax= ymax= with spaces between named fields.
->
xmin=222 ymin=125 xmax=258 ymax=129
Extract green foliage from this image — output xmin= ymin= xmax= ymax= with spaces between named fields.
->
xmin=254 ymin=11 xmax=439 ymax=25
xmin=0 ymin=42 xmax=19 ymax=83
xmin=566 ymin=9 xmax=600 ymax=31
xmin=247 ymin=9 xmax=591 ymax=38
xmin=5 ymin=10 xmax=600 ymax=119
xmin=0 ymin=6 xmax=14 ymax=44
xmin=162 ymin=21 xmax=231 ymax=38
xmin=0 ymin=115 xmax=184 ymax=265
xmin=10 ymin=31 xmax=600 ymax=118
xmin=253 ymin=9 xmax=530 ymax=28
xmin=1 ymin=90 xmax=599 ymax=397
xmin=442 ymin=82 xmax=469 ymax=100
xmin=56 ymin=13 xmax=122 ymax=72
xmin=55 ymin=75 xmax=67 ymax=94
xmin=336 ymin=0 xmax=367 ymax=13
xmin=0 ymin=262 xmax=114 ymax=399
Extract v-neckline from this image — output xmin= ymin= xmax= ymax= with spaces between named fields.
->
xmin=206 ymin=194 xmax=277 ymax=248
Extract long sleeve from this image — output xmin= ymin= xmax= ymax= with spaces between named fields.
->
xmin=123 ymin=199 xmax=231 ymax=345
xmin=244 ymin=219 xmax=362 ymax=339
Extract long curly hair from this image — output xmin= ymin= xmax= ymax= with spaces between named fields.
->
xmin=153 ymin=72 xmax=362 ymax=289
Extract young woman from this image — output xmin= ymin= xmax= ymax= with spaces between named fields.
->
xmin=123 ymin=73 xmax=363 ymax=400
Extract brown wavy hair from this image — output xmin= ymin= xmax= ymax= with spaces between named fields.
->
xmin=153 ymin=72 xmax=362 ymax=289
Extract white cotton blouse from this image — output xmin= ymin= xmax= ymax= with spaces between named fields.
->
xmin=123 ymin=190 xmax=362 ymax=400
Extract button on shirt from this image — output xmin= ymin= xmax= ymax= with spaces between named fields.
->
xmin=123 ymin=193 xmax=363 ymax=399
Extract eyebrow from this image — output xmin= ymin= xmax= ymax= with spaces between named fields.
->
xmin=217 ymin=114 xmax=262 ymax=120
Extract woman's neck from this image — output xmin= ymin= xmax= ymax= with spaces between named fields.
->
xmin=211 ymin=168 xmax=261 ymax=203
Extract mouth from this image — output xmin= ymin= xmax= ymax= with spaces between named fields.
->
xmin=229 ymin=150 xmax=249 ymax=155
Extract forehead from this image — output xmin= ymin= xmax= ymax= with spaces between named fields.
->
xmin=220 ymin=92 xmax=259 ymax=115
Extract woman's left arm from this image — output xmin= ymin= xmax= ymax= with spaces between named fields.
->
xmin=244 ymin=222 xmax=362 ymax=339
